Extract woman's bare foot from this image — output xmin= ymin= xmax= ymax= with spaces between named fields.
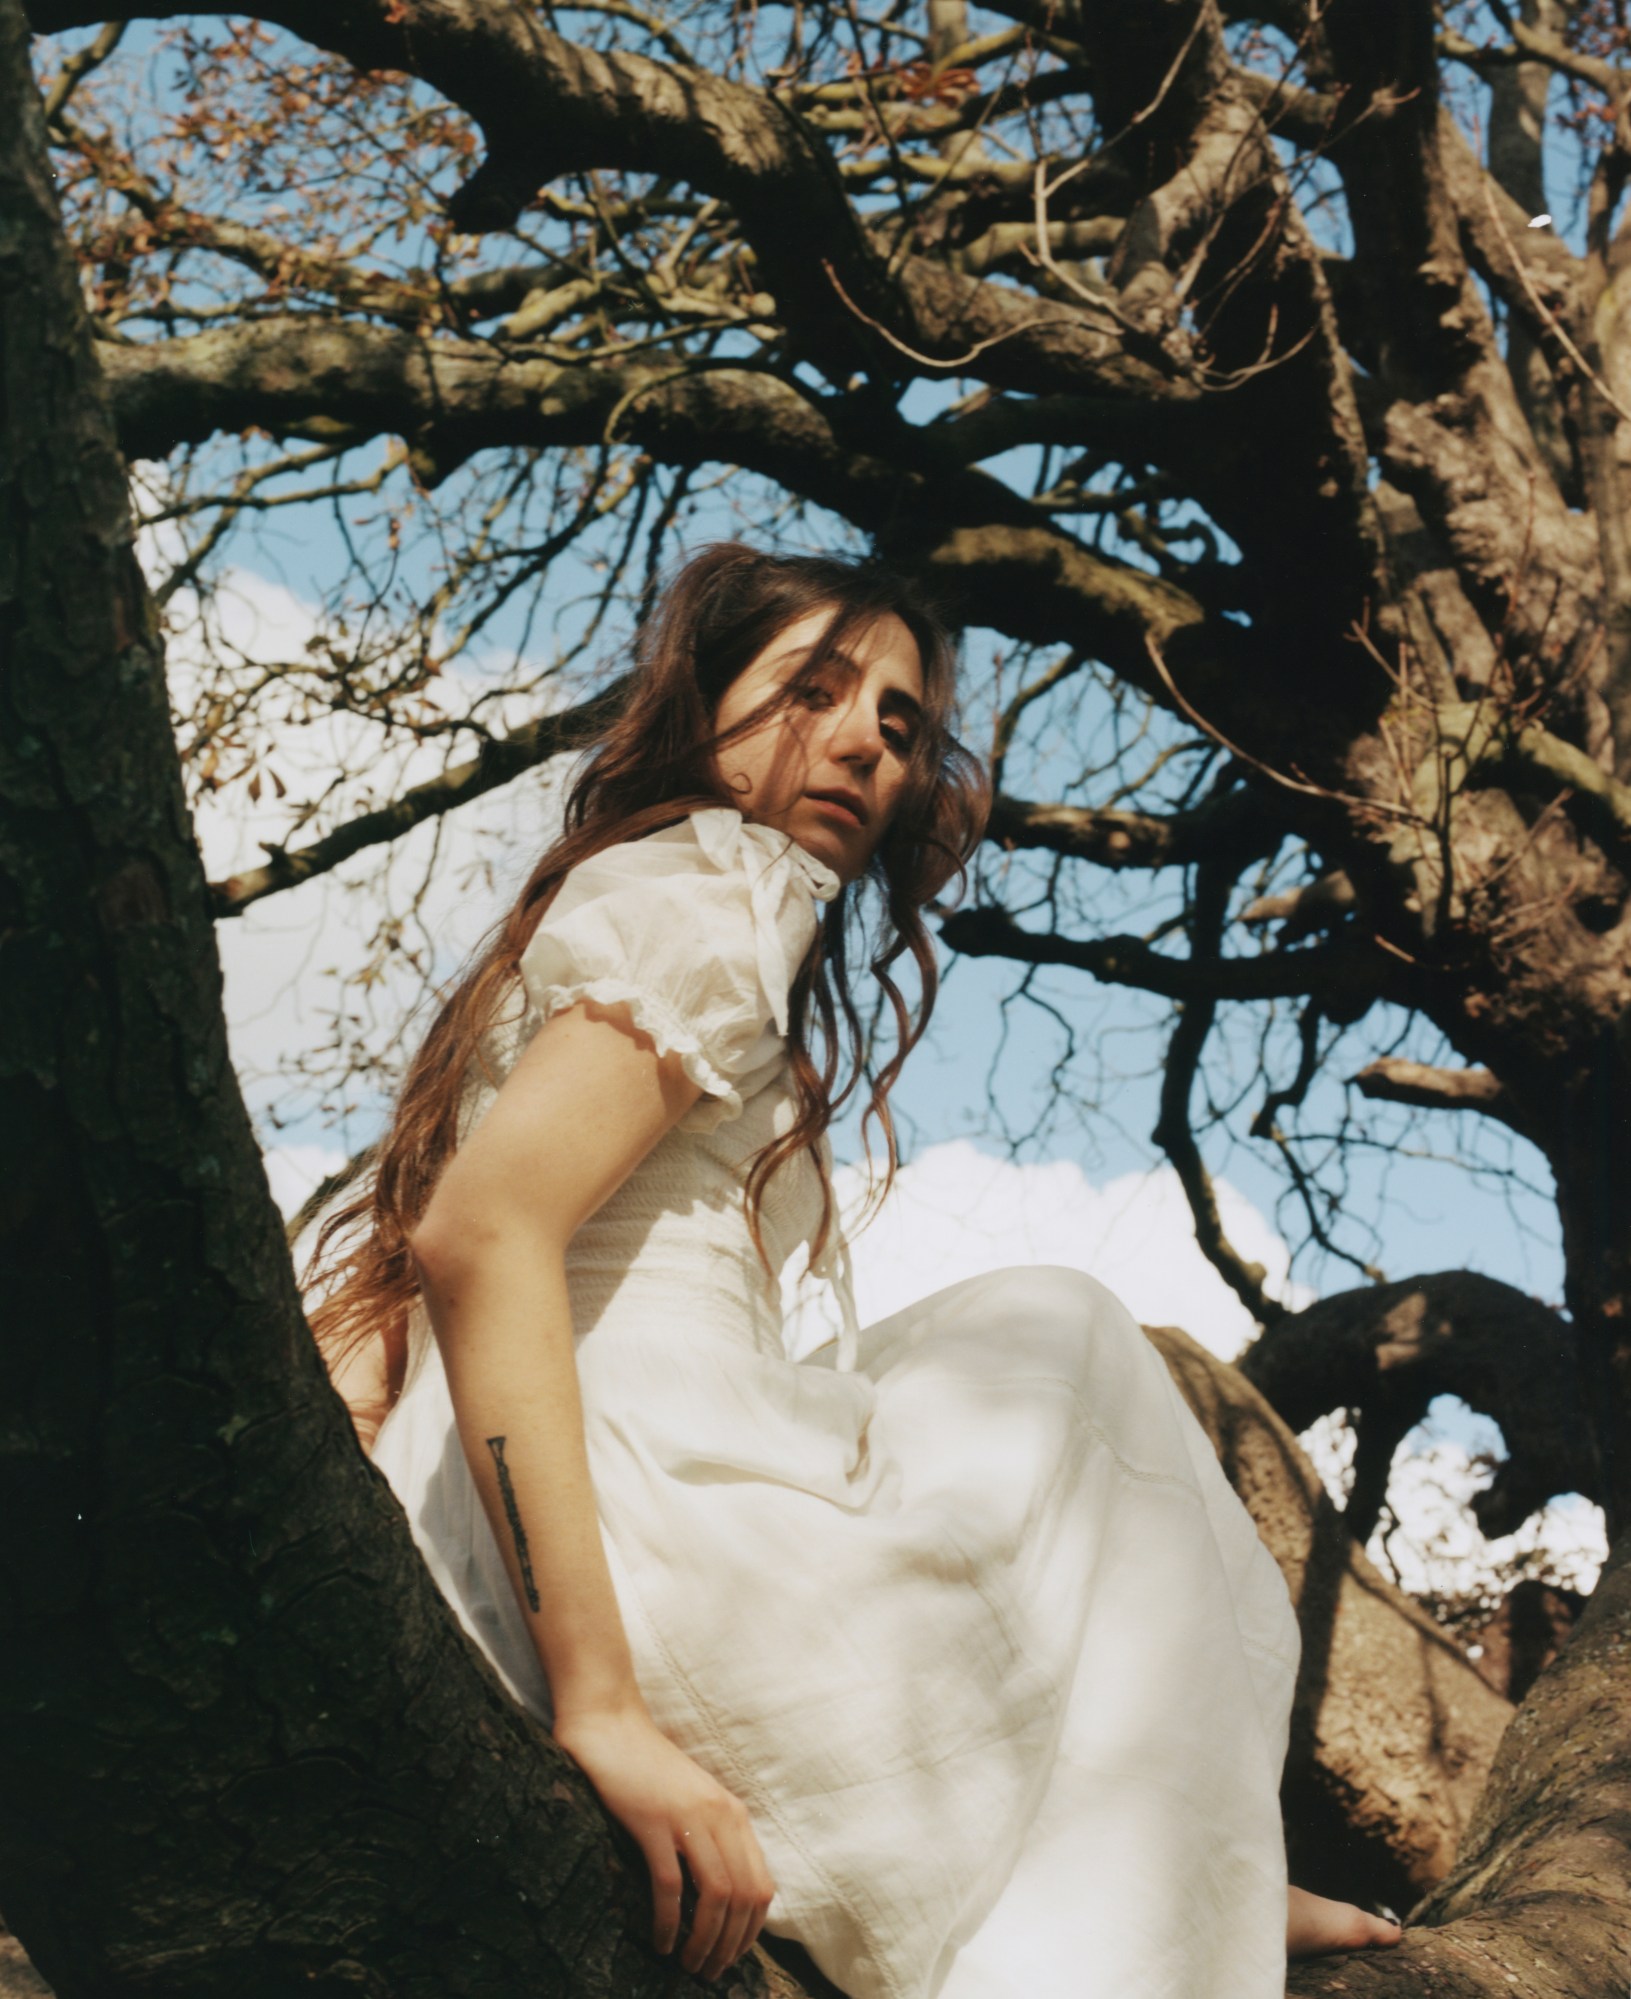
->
xmin=1287 ymin=1885 xmax=1403 ymax=1958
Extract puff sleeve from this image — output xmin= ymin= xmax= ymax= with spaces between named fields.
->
xmin=516 ymin=807 xmax=840 ymax=1126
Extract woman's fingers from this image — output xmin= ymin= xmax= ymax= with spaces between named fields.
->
xmin=636 ymin=1827 xmax=686 ymax=1955
xmin=555 ymin=1710 xmax=774 ymax=1977
xmin=702 ymin=1886 xmax=761 ymax=1981
xmin=678 ymin=1825 xmax=731 ymax=1976
xmin=739 ymin=1858 xmax=777 ymax=1961
xmin=697 ymin=1806 xmax=776 ymax=1980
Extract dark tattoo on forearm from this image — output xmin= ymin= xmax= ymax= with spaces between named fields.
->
xmin=485 ymin=1435 xmax=541 ymax=1613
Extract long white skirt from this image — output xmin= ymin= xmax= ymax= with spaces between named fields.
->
xmin=373 ymin=1265 xmax=1300 ymax=1999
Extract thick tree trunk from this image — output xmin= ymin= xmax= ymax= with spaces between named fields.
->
xmin=1551 ymin=1081 xmax=1631 ymax=1540
xmin=0 ymin=11 xmax=772 ymax=1995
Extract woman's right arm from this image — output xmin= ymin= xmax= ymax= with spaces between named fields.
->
xmin=408 ymin=997 xmax=776 ymax=1979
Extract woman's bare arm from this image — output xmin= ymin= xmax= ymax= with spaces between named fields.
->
xmin=408 ymin=998 xmax=775 ymax=1975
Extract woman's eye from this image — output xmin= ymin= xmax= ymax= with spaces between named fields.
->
xmin=882 ymin=724 xmax=914 ymax=753
xmin=795 ymin=684 xmax=834 ymax=709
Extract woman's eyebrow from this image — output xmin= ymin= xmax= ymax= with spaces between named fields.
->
xmin=792 ymin=646 xmax=924 ymax=720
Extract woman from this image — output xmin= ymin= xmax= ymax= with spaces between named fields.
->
xmin=308 ymin=542 xmax=1403 ymax=1999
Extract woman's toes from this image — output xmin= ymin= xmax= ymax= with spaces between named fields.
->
xmin=1287 ymin=1885 xmax=1404 ymax=1958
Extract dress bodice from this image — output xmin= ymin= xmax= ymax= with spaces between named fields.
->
xmin=419 ymin=807 xmax=852 ymax=1380
xmin=471 ymin=1014 xmax=832 ymax=1362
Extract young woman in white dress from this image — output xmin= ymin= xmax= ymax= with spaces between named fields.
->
xmin=308 ymin=542 xmax=1404 ymax=1999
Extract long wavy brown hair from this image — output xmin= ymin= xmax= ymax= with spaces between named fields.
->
xmin=305 ymin=540 xmax=990 ymax=1436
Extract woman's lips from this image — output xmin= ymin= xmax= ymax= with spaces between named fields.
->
xmin=806 ymin=793 xmax=865 ymax=828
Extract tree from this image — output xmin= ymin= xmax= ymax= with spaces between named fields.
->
xmin=18 ymin=0 xmax=1631 ymax=1530
xmin=4 ymin=0 xmax=1631 ymax=1992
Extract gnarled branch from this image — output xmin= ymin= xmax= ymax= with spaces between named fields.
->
xmin=988 ymin=780 xmax=1281 ymax=870
xmin=1239 ymin=1271 xmax=1598 ymax=1544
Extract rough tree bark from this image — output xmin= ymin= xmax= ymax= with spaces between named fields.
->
xmin=1160 ymin=1327 xmax=1631 ymax=1999
xmin=0 ymin=9 xmax=799 ymax=1993
xmin=1146 ymin=1328 xmax=1512 ymax=1911
xmin=1238 ymin=1273 xmax=1597 ymax=1544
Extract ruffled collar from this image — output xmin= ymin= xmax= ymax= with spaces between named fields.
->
xmin=689 ymin=806 xmax=842 ymax=903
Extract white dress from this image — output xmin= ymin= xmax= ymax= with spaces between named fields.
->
xmin=369 ymin=806 xmax=1301 ymax=1999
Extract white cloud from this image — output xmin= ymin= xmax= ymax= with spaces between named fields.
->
xmin=164 ymin=563 xmax=577 ymax=880
xmin=261 ymin=1139 xmax=350 ymax=1223
xmin=1303 ymin=1402 xmax=1606 ymax=1603
xmin=786 ymin=1139 xmax=1314 ymax=1363
xmin=157 ymin=564 xmax=578 ymax=1137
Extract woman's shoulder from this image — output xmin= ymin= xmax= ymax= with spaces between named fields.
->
xmin=557 ymin=806 xmax=840 ymax=910
xmin=504 ymin=809 xmax=836 ymax=1121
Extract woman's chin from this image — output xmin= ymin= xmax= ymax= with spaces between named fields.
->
xmin=756 ymin=806 xmax=865 ymax=881
xmin=793 ymin=824 xmax=865 ymax=881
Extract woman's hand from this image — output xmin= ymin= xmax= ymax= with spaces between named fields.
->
xmin=554 ymin=1702 xmax=777 ymax=1979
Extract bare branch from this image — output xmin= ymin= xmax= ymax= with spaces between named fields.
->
xmin=1151 ymin=858 xmax=1289 ymax=1326
xmin=988 ymin=782 xmax=1280 ymax=870
xmin=1442 ymin=695 xmax=1631 ymax=860
xmin=939 ymin=902 xmax=1390 ymax=1005
xmin=38 ymin=17 xmax=123 ymax=120
xmin=29 ymin=0 xmax=1190 ymax=404
xmin=211 ymin=685 xmax=622 ymax=916
xmin=1351 ymin=1056 xmax=1531 ymax=1137
xmin=1233 ymin=64 xmax=1340 ymax=152
xmin=1241 ymin=869 xmax=1357 ymax=940
xmin=1439 ymin=19 xmax=1626 ymax=100
xmin=1239 ymin=1271 xmax=1597 ymax=1542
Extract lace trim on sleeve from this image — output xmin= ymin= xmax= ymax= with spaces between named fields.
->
xmin=527 ymin=975 xmax=746 ymax=1122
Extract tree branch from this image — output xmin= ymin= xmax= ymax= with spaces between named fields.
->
xmin=94 ymin=317 xmax=1245 ymax=710
xmin=210 ymin=684 xmax=623 ymax=916
xmin=1150 ymin=1323 xmax=1513 ymax=1913
xmin=1406 ymin=1522 xmax=1631 ymax=1970
xmin=1239 ymin=1271 xmax=1597 ymax=1543
xmin=939 ymin=902 xmax=1389 ymax=1004
xmin=988 ymin=781 xmax=1280 ymax=870
xmin=1437 ymin=695 xmax=1631 ymax=862
xmin=27 ymin=0 xmax=1192 ymax=404
xmin=1241 ymin=869 xmax=1357 ymax=940
xmin=1150 ymin=857 xmax=1289 ymax=1326
xmin=1440 ymin=19 xmax=1626 ymax=99
xmin=1351 ymin=1056 xmax=1531 ymax=1137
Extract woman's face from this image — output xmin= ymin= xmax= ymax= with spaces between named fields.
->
xmin=712 ymin=607 xmax=926 ymax=881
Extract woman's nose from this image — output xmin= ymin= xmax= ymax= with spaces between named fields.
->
xmin=829 ymin=695 xmax=884 ymax=766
